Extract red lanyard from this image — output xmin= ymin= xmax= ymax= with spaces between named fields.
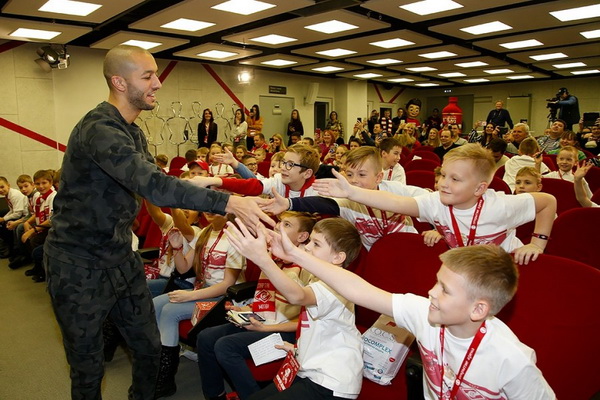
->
xmin=557 ymin=170 xmax=565 ymax=180
xmin=294 ymin=306 xmax=307 ymax=349
xmin=448 ymin=197 xmax=484 ymax=247
xmin=284 ymin=176 xmax=315 ymax=198
xmin=201 ymin=229 xmax=225 ymax=266
xmin=387 ymin=167 xmax=393 ymax=180
xmin=366 ymin=206 xmax=389 ymax=236
xmin=439 ymin=322 xmax=487 ymax=399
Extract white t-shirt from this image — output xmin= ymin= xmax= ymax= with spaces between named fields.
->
xmin=209 ymin=163 xmax=234 ymax=177
xmin=383 ymin=163 xmax=406 ymax=184
xmin=392 ymin=294 xmax=555 ymax=400
xmin=296 ymin=280 xmax=363 ymax=399
xmin=260 ymin=173 xmax=319 ymax=198
xmin=544 ymin=170 xmax=593 ymax=198
xmin=415 ymin=190 xmax=536 ymax=252
xmin=189 ymin=228 xmax=245 ymax=287
xmin=503 ymin=155 xmax=550 ymax=192
xmin=2 ymin=188 xmax=28 ymax=221
xmin=156 ymin=214 xmax=200 ymax=279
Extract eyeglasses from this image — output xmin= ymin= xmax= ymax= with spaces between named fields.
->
xmin=279 ymin=160 xmax=309 ymax=171
xmin=245 ymin=162 xmax=257 ymax=167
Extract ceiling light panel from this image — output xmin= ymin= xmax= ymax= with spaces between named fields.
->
xmin=293 ymin=61 xmax=363 ymax=74
xmin=550 ymin=4 xmax=600 ymax=22
xmin=313 ymin=66 xmax=345 ymax=72
xmin=370 ymin=38 xmax=415 ymax=49
xmin=500 ymin=39 xmax=543 ymax=49
xmin=460 ymin=21 xmax=512 ymax=35
xmin=261 ymin=59 xmax=297 ymax=66
xmin=415 ymin=83 xmax=440 ymax=87
xmin=407 ymin=66 xmax=437 ymax=72
xmin=90 ymin=31 xmax=189 ymax=52
xmin=581 ymin=29 xmax=600 ymax=39
xmin=0 ymin=17 xmax=91 ymax=43
xmin=570 ymin=69 xmax=600 ymax=75
xmin=483 ymin=69 xmax=514 ymax=74
xmin=507 ymin=75 xmax=534 ymax=79
xmin=316 ymin=48 xmax=357 ymax=57
xmin=552 ymin=62 xmax=587 ymax=69
xmin=400 ymin=0 xmax=463 ymax=16
xmin=367 ymin=58 xmax=402 ymax=65
xmin=160 ymin=18 xmax=215 ymax=32
xmin=336 ymin=69 xmax=396 ymax=80
xmin=304 ymin=20 xmax=358 ymax=34
xmin=353 ymin=73 xmax=383 ymax=79
xmin=419 ymin=51 xmax=457 ymax=59
xmin=455 ymin=61 xmax=488 ymax=68
xmin=174 ymin=43 xmax=261 ymax=62
xmin=240 ymin=53 xmax=317 ymax=68
xmin=464 ymin=78 xmax=489 ymax=83
xmin=251 ymin=34 xmax=297 ymax=45
xmin=223 ymin=9 xmax=389 ymax=48
xmin=508 ymin=43 xmax=600 ymax=65
xmin=346 ymin=44 xmax=477 ymax=67
xmin=529 ymin=53 xmax=567 ymax=61
xmin=130 ymin=0 xmax=313 ymax=37
xmin=3 ymin=0 xmax=142 ymax=23
xmin=211 ymin=0 xmax=276 ymax=15
xmin=9 ymin=28 xmax=61 ymax=40
xmin=388 ymin=78 xmax=414 ymax=82
xmin=438 ymin=72 xmax=466 ymax=77
xmin=122 ymin=39 xmax=162 ymax=50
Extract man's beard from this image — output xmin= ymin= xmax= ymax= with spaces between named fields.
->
xmin=128 ymin=86 xmax=155 ymax=111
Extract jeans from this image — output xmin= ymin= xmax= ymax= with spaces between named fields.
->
xmin=147 ymin=276 xmax=194 ymax=298
xmin=197 ymin=323 xmax=296 ymax=400
xmin=153 ymin=291 xmax=222 ymax=346
xmin=248 ymin=377 xmax=343 ymax=400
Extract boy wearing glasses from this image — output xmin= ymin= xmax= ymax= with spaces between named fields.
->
xmin=191 ymin=144 xmax=321 ymax=198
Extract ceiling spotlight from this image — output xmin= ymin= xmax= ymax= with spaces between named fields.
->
xmin=35 ymin=45 xmax=70 ymax=72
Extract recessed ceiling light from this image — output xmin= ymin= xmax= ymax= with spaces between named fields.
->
xmin=388 ymin=78 xmax=414 ymax=82
xmin=552 ymin=62 xmax=587 ymax=69
xmin=500 ymin=39 xmax=543 ymax=49
xmin=211 ymin=0 xmax=275 ymax=15
xmin=484 ymin=68 xmax=514 ymax=74
xmin=9 ymin=28 xmax=61 ymax=40
xmin=312 ymin=66 xmax=344 ymax=72
xmin=39 ymin=0 xmax=101 ymax=16
xmin=460 ymin=21 xmax=512 ymax=35
xmin=161 ymin=18 xmax=215 ymax=32
xmin=121 ymin=40 xmax=162 ymax=50
xmin=507 ymin=75 xmax=534 ymax=79
xmin=305 ymin=20 xmax=358 ymax=34
xmin=419 ymin=51 xmax=457 ymax=59
xmin=581 ymin=29 xmax=600 ymax=39
xmin=197 ymin=50 xmax=238 ymax=59
xmin=529 ymin=53 xmax=568 ymax=61
xmin=464 ymin=78 xmax=489 ymax=83
xmin=367 ymin=58 xmax=402 ymax=65
xmin=401 ymin=0 xmax=463 ymax=16
xmin=354 ymin=73 xmax=383 ymax=79
xmin=261 ymin=59 xmax=297 ymax=66
xmin=369 ymin=38 xmax=415 ymax=49
xmin=316 ymin=48 xmax=356 ymax=57
xmin=415 ymin=83 xmax=440 ymax=87
xmin=250 ymin=34 xmax=297 ymax=45
xmin=550 ymin=4 xmax=600 ymax=22
xmin=571 ymin=69 xmax=600 ymax=75
xmin=455 ymin=61 xmax=488 ymax=68
xmin=439 ymin=72 xmax=466 ymax=77
xmin=407 ymin=66 xmax=437 ymax=72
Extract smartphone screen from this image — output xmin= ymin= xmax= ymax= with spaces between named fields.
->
xmin=239 ymin=312 xmax=265 ymax=322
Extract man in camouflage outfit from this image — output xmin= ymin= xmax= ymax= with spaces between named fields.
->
xmin=44 ymin=45 xmax=272 ymax=400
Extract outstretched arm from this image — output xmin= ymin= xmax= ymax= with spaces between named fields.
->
xmin=574 ymin=161 xmax=594 ymax=208
xmin=312 ymin=169 xmax=420 ymax=217
xmin=513 ymin=192 xmax=556 ymax=265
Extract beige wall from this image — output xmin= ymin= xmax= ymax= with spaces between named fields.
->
xmin=1 ymin=42 xmax=598 ymax=186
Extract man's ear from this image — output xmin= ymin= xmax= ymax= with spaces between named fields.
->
xmin=470 ymin=300 xmax=490 ymax=322
xmin=111 ymin=76 xmax=127 ymax=92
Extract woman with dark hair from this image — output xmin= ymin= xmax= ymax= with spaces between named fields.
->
xmin=232 ymin=108 xmax=247 ymax=145
xmin=286 ymin=109 xmax=304 ymax=145
xmin=247 ymin=104 xmax=263 ymax=150
xmin=197 ymin=108 xmax=218 ymax=148
xmin=325 ymin=110 xmax=344 ymax=137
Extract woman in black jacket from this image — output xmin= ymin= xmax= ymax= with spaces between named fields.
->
xmin=197 ymin=108 xmax=218 ymax=148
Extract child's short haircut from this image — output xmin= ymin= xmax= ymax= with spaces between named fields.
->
xmin=241 ymin=154 xmax=257 ymax=164
xmin=312 ymin=217 xmax=361 ymax=268
xmin=303 ymin=137 xmax=315 ymax=146
xmin=488 ymin=138 xmax=507 ymax=153
xmin=255 ymin=133 xmax=265 ymax=141
xmin=433 ymin=166 xmax=442 ymax=178
xmin=185 ymin=149 xmax=198 ymax=162
xmin=518 ymin=137 xmax=539 ymax=156
xmin=379 ymin=137 xmax=402 ymax=153
xmin=286 ymin=144 xmax=320 ymax=174
xmin=0 ymin=176 xmax=8 ymax=184
xmin=155 ymin=154 xmax=168 ymax=166
xmin=279 ymin=211 xmax=317 ymax=242
xmin=395 ymin=132 xmax=416 ymax=150
xmin=344 ymin=146 xmax=383 ymax=171
xmin=254 ymin=147 xmax=267 ymax=157
xmin=17 ymin=174 xmax=33 ymax=184
xmin=439 ymin=245 xmax=518 ymax=315
xmin=197 ymin=147 xmax=209 ymax=157
xmin=54 ymin=169 xmax=62 ymax=186
xmin=271 ymin=151 xmax=285 ymax=162
xmin=348 ymin=137 xmax=361 ymax=147
xmin=443 ymin=143 xmax=495 ymax=182
xmin=516 ymin=166 xmax=541 ymax=183
xmin=34 ymin=169 xmax=54 ymax=183
xmin=558 ymin=145 xmax=578 ymax=158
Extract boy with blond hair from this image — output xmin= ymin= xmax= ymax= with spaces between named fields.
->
xmin=264 ymin=146 xmax=427 ymax=250
xmin=380 ymin=137 xmax=406 ymax=184
xmin=6 ymin=175 xmax=38 ymax=268
xmin=314 ymin=144 xmax=556 ymax=264
xmin=225 ymin=217 xmax=365 ymax=400
xmin=264 ymin=236 xmax=555 ymax=399
xmin=514 ymin=167 xmax=543 ymax=195
xmin=503 ymin=138 xmax=550 ymax=193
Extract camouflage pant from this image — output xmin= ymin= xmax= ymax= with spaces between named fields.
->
xmin=46 ymin=250 xmax=161 ymax=400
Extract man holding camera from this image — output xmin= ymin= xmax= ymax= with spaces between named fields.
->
xmin=552 ymin=87 xmax=580 ymax=131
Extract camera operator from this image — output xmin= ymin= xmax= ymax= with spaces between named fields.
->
xmin=550 ymin=87 xmax=580 ymax=131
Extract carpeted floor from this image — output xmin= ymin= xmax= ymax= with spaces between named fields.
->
xmin=0 ymin=257 xmax=210 ymax=400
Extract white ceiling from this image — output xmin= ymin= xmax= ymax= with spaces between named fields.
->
xmin=1 ymin=0 xmax=599 ymax=88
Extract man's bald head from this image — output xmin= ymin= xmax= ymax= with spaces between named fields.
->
xmin=103 ymin=45 xmax=152 ymax=86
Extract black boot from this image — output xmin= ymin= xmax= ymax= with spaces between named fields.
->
xmin=154 ymin=345 xmax=180 ymax=399
xmin=103 ymin=317 xmax=123 ymax=362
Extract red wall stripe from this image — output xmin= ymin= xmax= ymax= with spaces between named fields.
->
xmin=389 ymin=87 xmax=406 ymax=104
xmin=373 ymin=83 xmax=385 ymax=103
xmin=0 ymin=117 xmax=67 ymax=152
xmin=159 ymin=60 xmax=178 ymax=83
xmin=0 ymin=40 xmax=25 ymax=54
xmin=201 ymin=63 xmax=248 ymax=115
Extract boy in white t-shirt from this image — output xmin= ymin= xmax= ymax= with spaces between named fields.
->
xmin=270 ymin=240 xmax=555 ymax=400
xmin=545 ymin=146 xmax=593 ymax=198
xmin=225 ymin=218 xmax=364 ymax=400
xmin=380 ymin=137 xmax=406 ymax=184
xmin=313 ymin=144 xmax=556 ymax=265
xmin=502 ymin=138 xmax=549 ymax=193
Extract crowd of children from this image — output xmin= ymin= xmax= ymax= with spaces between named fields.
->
xmin=7 ymin=114 xmax=600 ymax=400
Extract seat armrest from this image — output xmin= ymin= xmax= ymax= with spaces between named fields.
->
xmin=137 ymin=247 xmax=159 ymax=262
xmin=227 ymin=281 xmax=258 ymax=302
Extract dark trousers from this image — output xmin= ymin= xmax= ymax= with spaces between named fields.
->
xmin=248 ymin=377 xmax=345 ymax=400
xmin=197 ymin=323 xmax=296 ymax=400
xmin=46 ymin=250 xmax=161 ymax=400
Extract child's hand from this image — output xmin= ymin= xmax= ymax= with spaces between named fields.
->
xmin=513 ymin=243 xmax=543 ymax=265
xmin=574 ymin=160 xmax=593 ymax=181
xmin=214 ymin=147 xmax=237 ymax=166
xmin=533 ymin=151 xmax=543 ymax=164
xmin=257 ymin=188 xmax=288 ymax=215
xmin=421 ymin=230 xmax=443 ymax=247
xmin=245 ymin=318 xmax=268 ymax=332
xmin=275 ymin=341 xmax=295 ymax=353
xmin=224 ymin=218 xmax=272 ymax=265
xmin=312 ymin=168 xmax=354 ymax=199
xmin=267 ymin=227 xmax=298 ymax=264
xmin=168 ymin=290 xmax=195 ymax=303
xmin=6 ymin=221 xmax=16 ymax=230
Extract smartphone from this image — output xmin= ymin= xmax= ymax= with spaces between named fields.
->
xmin=357 ymin=117 xmax=362 ymax=122
xmin=238 ymin=312 xmax=265 ymax=322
